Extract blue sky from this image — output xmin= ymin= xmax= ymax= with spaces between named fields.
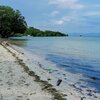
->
xmin=0 ymin=0 xmax=100 ymax=34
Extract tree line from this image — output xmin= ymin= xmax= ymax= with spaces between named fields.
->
xmin=0 ymin=6 xmax=68 ymax=38
xmin=25 ymin=27 xmax=67 ymax=37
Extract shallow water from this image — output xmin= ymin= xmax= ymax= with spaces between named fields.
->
xmin=10 ymin=36 xmax=100 ymax=92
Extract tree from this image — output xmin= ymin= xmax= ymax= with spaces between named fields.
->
xmin=25 ymin=27 xmax=41 ymax=36
xmin=25 ymin=27 xmax=67 ymax=37
xmin=0 ymin=6 xmax=27 ymax=38
xmin=44 ymin=30 xmax=67 ymax=36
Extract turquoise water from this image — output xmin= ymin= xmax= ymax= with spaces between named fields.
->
xmin=11 ymin=36 xmax=100 ymax=91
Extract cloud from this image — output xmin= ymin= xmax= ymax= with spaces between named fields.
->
xmin=50 ymin=10 xmax=59 ymax=16
xmin=49 ymin=0 xmax=84 ymax=9
xmin=54 ymin=20 xmax=64 ymax=25
xmin=53 ymin=16 xmax=75 ymax=25
xmin=62 ymin=16 xmax=74 ymax=21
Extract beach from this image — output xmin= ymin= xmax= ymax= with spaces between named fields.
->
xmin=0 ymin=41 xmax=100 ymax=100
xmin=1 ymin=1 xmax=100 ymax=100
xmin=0 ymin=43 xmax=54 ymax=100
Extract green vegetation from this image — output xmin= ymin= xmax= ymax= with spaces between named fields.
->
xmin=25 ymin=27 xmax=67 ymax=37
xmin=0 ymin=6 xmax=68 ymax=38
xmin=0 ymin=6 xmax=27 ymax=38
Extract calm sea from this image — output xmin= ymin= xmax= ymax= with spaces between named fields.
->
xmin=10 ymin=36 xmax=100 ymax=91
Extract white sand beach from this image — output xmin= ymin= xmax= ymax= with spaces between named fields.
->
xmin=0 ymin=44 xmax=52 ymax=100
xmin=0 ymin=42 xmax=100 ymax=100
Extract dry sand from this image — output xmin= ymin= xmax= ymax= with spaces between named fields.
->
xmin=0 ymin=44 xmax=52 ymax=100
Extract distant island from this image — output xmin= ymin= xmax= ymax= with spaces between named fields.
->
xmin=0 ymin=6 xmax=67 ymax=38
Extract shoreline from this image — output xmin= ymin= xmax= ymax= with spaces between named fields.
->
xmin=0 ymin=43 xmax=52 ymax=100
xmin=0 ymin=41 xmax=100 ymax=100
xmin=0 ymin=42 xmax=66 ymax=100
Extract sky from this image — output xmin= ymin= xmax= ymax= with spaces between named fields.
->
xmin=0 ymin=0 xmax=100 ymax=34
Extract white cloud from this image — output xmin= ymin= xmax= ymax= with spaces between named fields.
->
xmin=49 ymin=0 xmax=84 ymax=9
xmin=54 ymin=20 xmax=64 ymax=25
xmin=62 ymin=16 xmax=74 ymax=21
xmin=50 ymin=11 xmax=59 ymax=16
xmin=53 ymin=16 xmax=75 ymax=25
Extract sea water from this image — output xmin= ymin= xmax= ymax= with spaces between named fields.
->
xmin=10 ymin=36 xmax=100 ymax=92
